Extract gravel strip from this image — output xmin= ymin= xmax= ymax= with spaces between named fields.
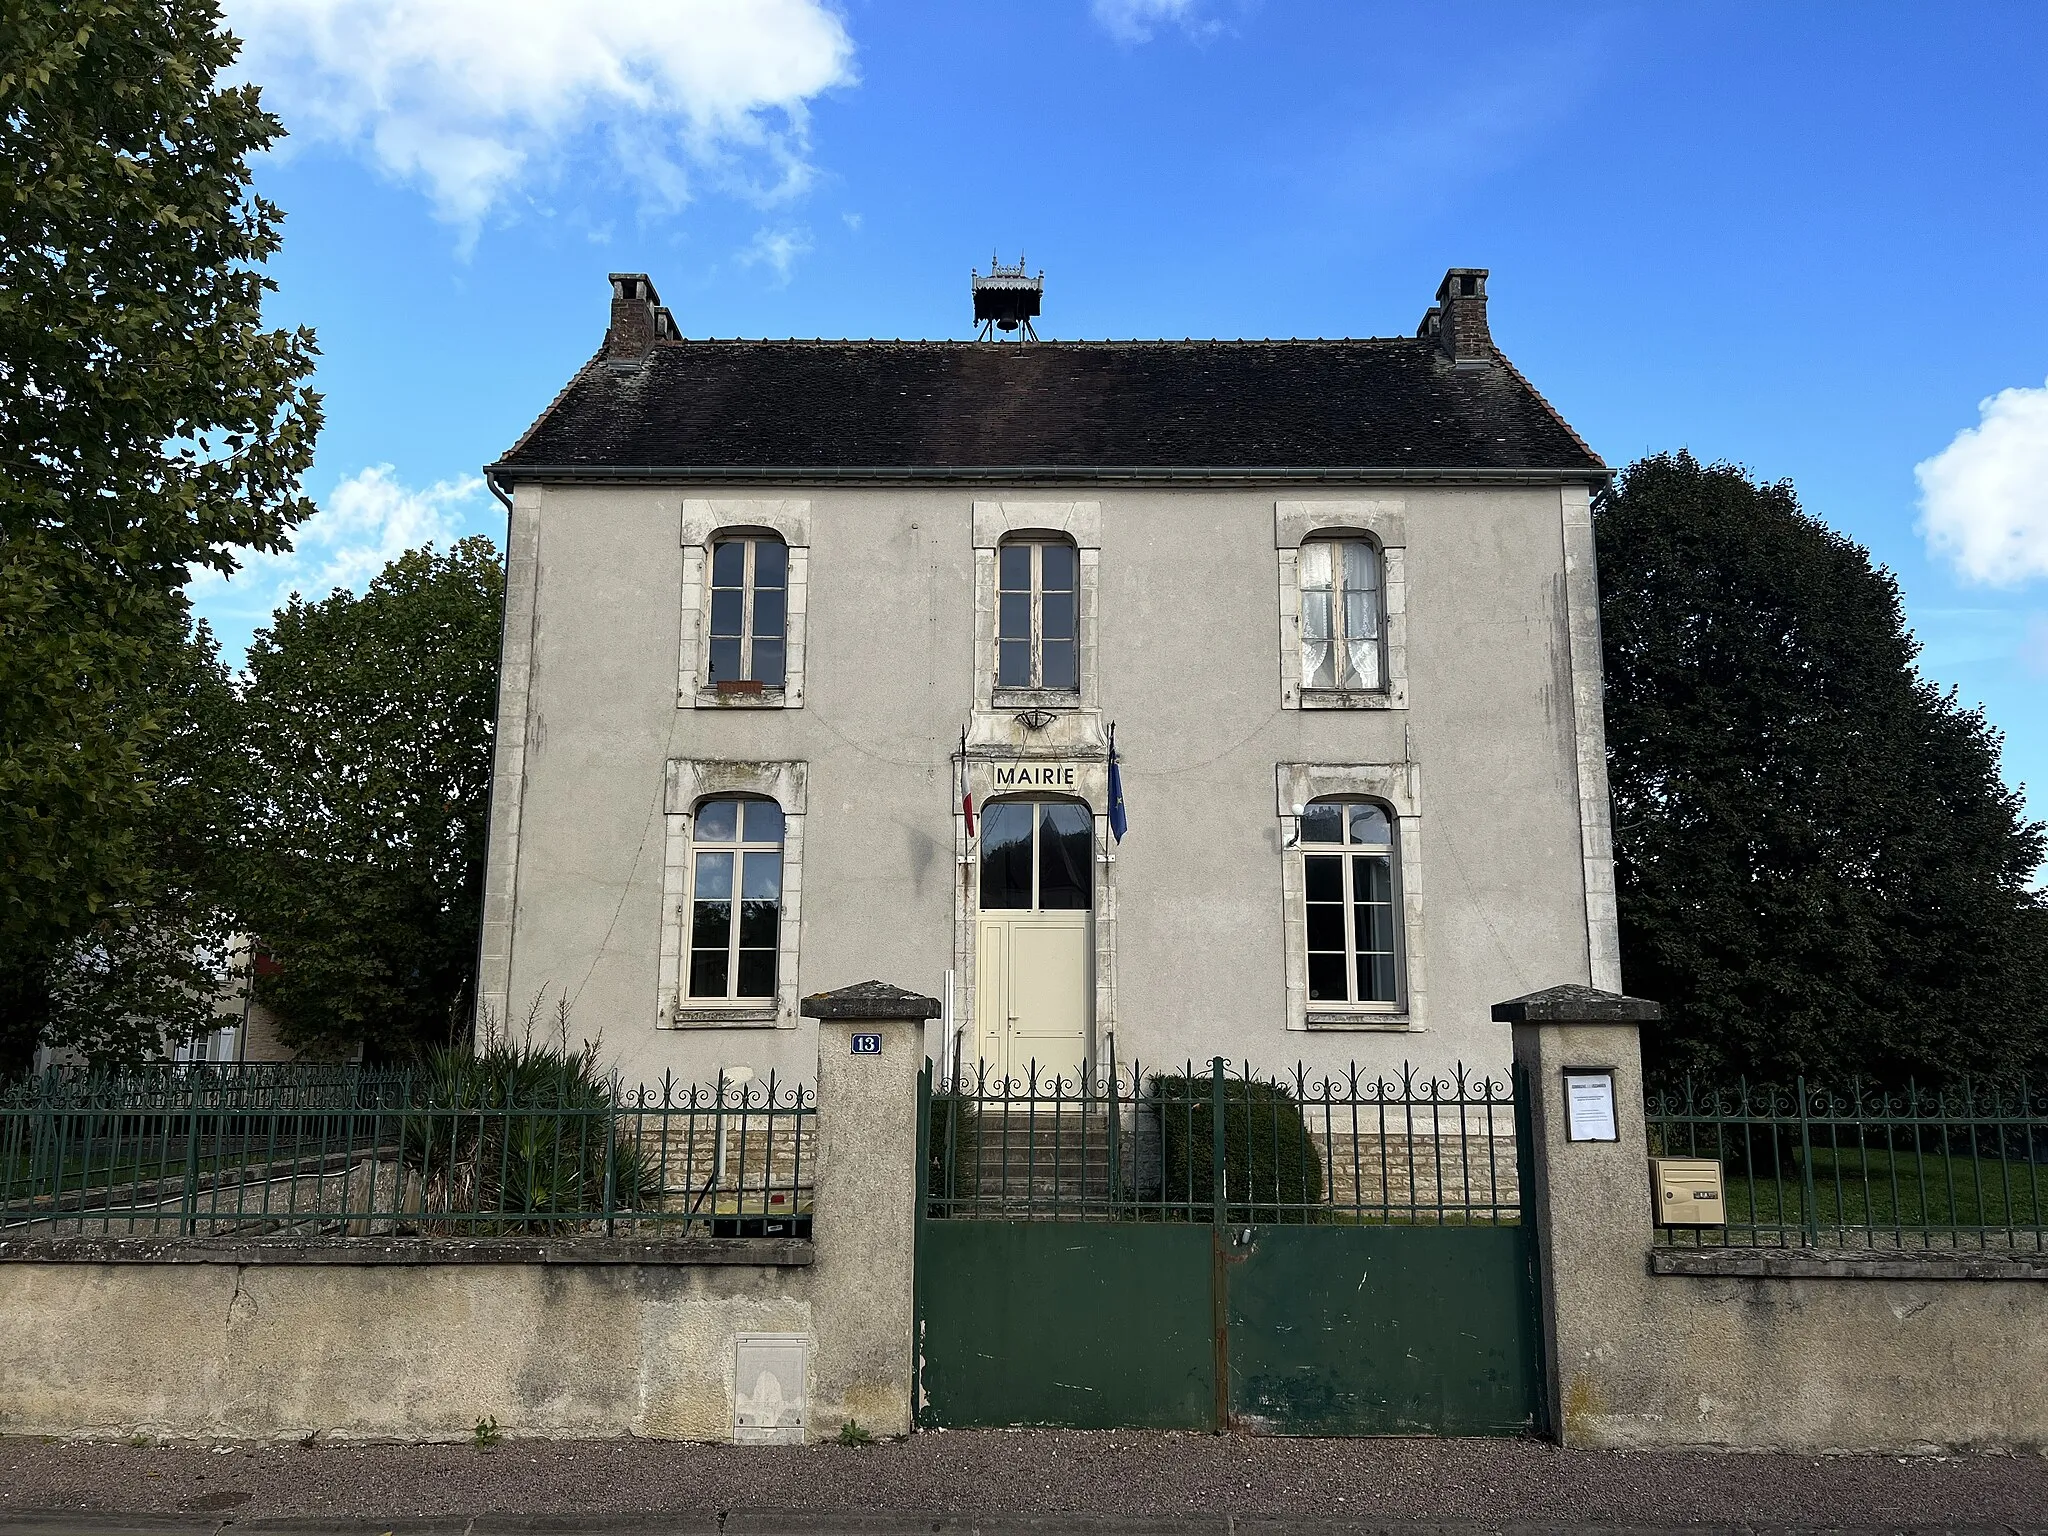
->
xmin=2 ymin=1432 xmax=2045 ymax=1532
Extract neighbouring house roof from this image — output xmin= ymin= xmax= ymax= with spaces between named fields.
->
xmin=491 ymin=338 xmax=1606 ymax=483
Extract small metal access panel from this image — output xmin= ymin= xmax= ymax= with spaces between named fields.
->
xmin=733 ymin=1332 xmax=809 ymax=1444
xmin=1651 ymin=1156 xmax=1727 ymax=1226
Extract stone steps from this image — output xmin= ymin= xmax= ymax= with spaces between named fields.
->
xmin=937 ymin=1109 xmax=1125 ymax=1212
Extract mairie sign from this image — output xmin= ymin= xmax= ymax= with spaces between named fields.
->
xmin=988 ymin=762 xmax=1081 ymax=788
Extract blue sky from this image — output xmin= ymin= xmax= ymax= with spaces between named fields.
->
xmin=194 ymin=0 xmax=2048 ymax=834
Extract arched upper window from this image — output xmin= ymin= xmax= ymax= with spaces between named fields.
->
xmin=979 ymin=798 xmax=1092 ymax=911
xmin=996 ymin=537 xmax=1078 ymax=692
xmin=686 ymin=796 xmax=785 ymax=999
xmin=1300 ymin=538 xmax=1383 ymax=692
xmin=709 ymin=535 xmax=787 ymax=687
xmin=1300 ymin=798 xmax=1399 ymax=1006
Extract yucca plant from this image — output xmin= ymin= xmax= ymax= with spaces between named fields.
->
xmin=397 ymin=1032 xmax=656 ymax=1235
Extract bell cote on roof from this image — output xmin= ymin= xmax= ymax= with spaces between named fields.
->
xmin=972 ymin=257 xmax=1044 ymax=341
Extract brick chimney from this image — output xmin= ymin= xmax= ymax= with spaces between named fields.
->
xmin=605 ymin=272 xmax=673 ymax=364
xmin=1427 ymin=267 xmax=1492 ymax=366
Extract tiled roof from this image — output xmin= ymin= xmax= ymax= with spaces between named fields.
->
xmin=493 ymin=338 xmax=1604 ymax=479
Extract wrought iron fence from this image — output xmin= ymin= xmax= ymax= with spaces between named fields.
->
xmin=927 ymin=1057 xmax=1526 ymax=1224
xmin=1646 ymin=1076 xmax=2048 ymax=1251
xmin=1 ymin=1066 xmax=813 ymax=1240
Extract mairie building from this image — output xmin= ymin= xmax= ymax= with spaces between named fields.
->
xmin=479 ymin=265 xmax=1616 ymax=1088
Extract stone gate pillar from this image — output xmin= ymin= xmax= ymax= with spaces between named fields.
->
xmin=804 ymin=979 xmax=940 ymax=1440
xmin=1496 ymin=983 xmax=1663 ymax=1446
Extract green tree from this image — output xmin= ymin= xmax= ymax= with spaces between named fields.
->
xmin=37 ymin=617 xmax=246 ymax=1067
xmin=1 ymin=0 xmax=319 ymax=1065
xmin=232 ymin=539 xmax=503 ymax=1059
xmin=1597 ymin=452 xmax=2048 ymax=1086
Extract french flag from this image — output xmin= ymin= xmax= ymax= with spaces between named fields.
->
xmin=959 ymin=734 xmax=974 ymax=837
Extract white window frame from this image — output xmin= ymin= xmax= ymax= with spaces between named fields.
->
xmin=1275 ymin=500 xmax=1408 ymax=711
xmin=679 ymin=499 xmax=810 ymax=709
xmin=1276 ymin=762 xmax=1427 ymax=1032
xmin=1297 ymin=799 xmax=1402 ymax=1011
xmin=679 ymin=795 xmax=787 ymax=1005
xmin=972 ymin=500 xmax=1100 ymax=716
xmin=659 ymin=759 xmax=806 ymax=1029
xmin=706 ymin=536 xmax=790 ymax=691
xmin=1297 ymin=538 xmax=1386 ymax=693
xmin=994 ymin=537 xmax=1081 ymax=694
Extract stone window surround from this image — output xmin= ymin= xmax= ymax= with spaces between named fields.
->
xmin=972 ymin=500 xmax=1101 ymax=715
xmin=679 ymin=499 xmax=812 ymax=710
xmin=659 ymin=759 xmax=807 ymax=1030
xmin=1274 ymin=500 xmax=1409 ymax=712
xmin=1276 ymin=762 xmax=1427 ymax=1033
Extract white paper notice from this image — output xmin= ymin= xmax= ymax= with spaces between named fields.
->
xmin=1564 ymin=1070 xmax=1618 ymax=1142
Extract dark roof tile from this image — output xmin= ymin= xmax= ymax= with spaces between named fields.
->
xmin=495 ymin=338 xmax=1603 ymax=478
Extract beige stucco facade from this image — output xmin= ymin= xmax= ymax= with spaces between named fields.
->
xmin=478 ymin=479 xmax=1619 ymax=1090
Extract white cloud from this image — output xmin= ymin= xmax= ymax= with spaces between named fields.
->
xmin=1092 ymin=0 xmax=1215 ymax=44
xmin=293 ymin=464 xmax=484 ymax=592
xmin=738 ymin=225 xmax=814 ymax=285
xmin=192 ymin=466 xmax=485 ymax=652
xmin=226 ymin=0 xmax=857 ymax=231
xmin=1916 ymin=379 xmax=2048 ymax=587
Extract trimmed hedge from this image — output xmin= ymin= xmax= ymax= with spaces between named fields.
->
xmin=1148 ymin=1072 xmax=1323 ymax=1220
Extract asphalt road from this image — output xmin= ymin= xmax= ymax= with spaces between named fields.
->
xmin=3 ymin=1431 xmax=2045 ymax=1534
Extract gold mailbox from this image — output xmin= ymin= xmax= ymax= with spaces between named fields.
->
xmin=1651 ymin=1157 xmax=1726 ymax=1227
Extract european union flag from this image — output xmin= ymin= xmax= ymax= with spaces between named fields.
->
xmin=1107 ymin=725 xmax=1129 ymax=843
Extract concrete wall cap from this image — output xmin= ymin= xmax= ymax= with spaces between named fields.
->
xmin=1649 ymin=1246 xmax=2048 ymax=1283
xmin=1491 ymin=983 xmax=1662 ymax=1024
xmin=800 ymin=979 xmax=943 ymax=1021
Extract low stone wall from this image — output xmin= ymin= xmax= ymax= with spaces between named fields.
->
xmin=0 ymin=1242 xmax=819 ymax=1442
xmin=1564 ymin=1249 xmax=2048 ymax=1452
xmin=1315 ymin=1132 xmax=1520 ymax=1213
xmin=633 ymin=1118 xmax=814 ymax=1213
xmin=0 ymin=992 xmax=929 ymax=1446
xmin=1510 ymin=994 xmax=2048 ymax=1455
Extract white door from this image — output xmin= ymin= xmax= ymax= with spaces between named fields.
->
xmin=972 ymin=798 xmax=1093 ymax=1085
xmin=976 ymin=913 xmax=1090 ymax=1084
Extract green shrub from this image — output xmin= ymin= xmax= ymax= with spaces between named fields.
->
xmin=925 ymin=1091 xmax=979 ymax=1203
xmin=398 ymin=1040 xmax=656 ymax=1234
xmin=1148 ymin=1071 xmax=1323 ymax=1220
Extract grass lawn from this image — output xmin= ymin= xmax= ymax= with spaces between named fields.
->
xmin=1707 ymin=1145 xmax=2048 ymax=1241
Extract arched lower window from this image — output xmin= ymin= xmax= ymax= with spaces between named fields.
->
xmin=979 ymin=799 xmax=1092 ymax=911
xmin=686 ymin=796 xmax=785 ymax=999
xmin=1300 ymin=538 xmax=1383 ymax=692
xmin=1301 ymin=798 xmax=1400 ymax=1005
xmin=709 ymin=535 xmax=787 ymax=687
xmin=997 ymin=537 xmax=1078 ymax=691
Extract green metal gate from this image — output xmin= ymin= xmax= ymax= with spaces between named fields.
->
xmin=914 ymin=1058 xmax=1545 ymax=1435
